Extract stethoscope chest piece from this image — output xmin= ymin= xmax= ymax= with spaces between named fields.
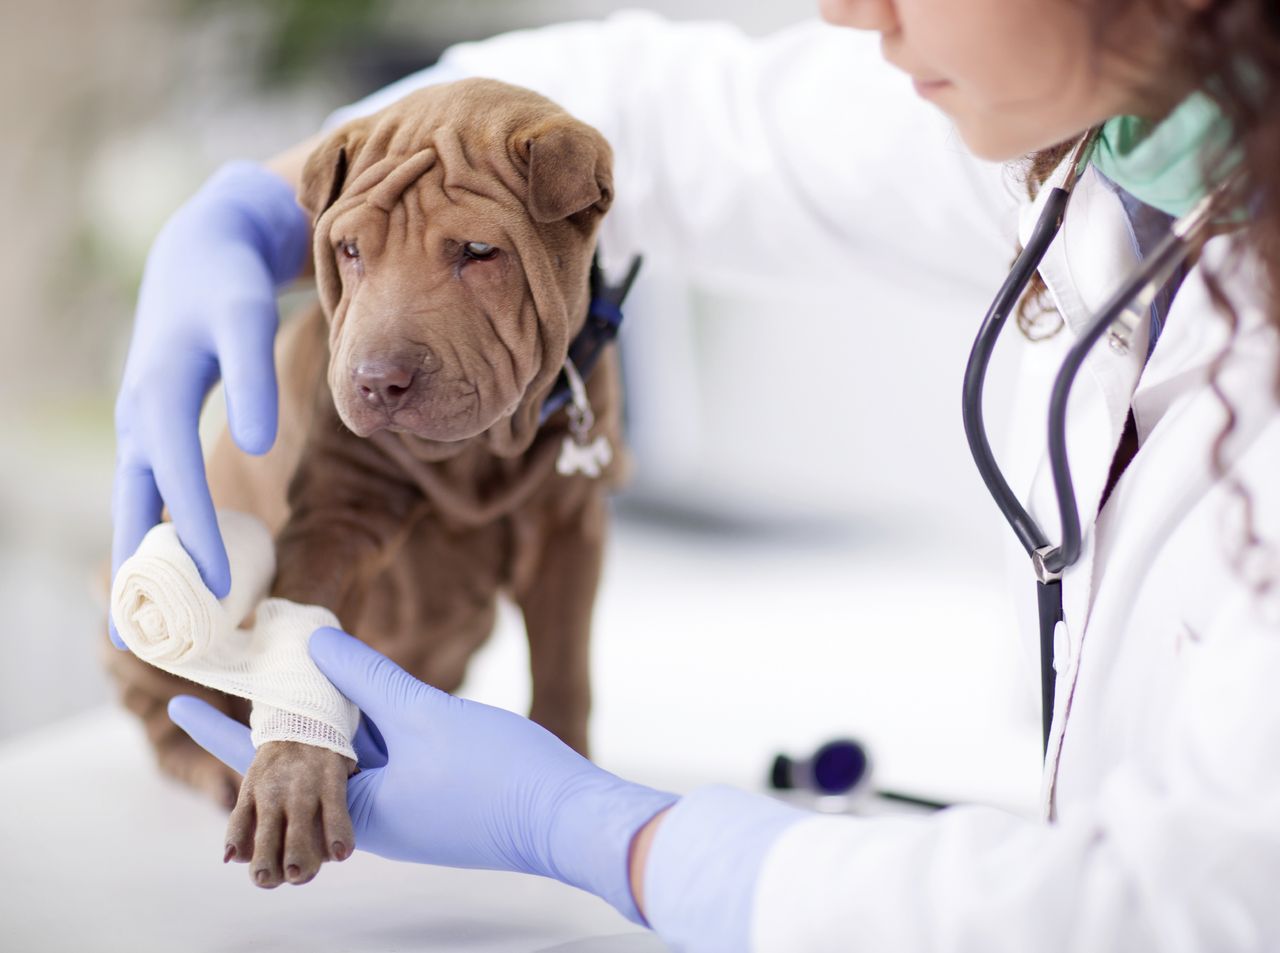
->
xmin=770 ymin=738 xmax=871 ymax=797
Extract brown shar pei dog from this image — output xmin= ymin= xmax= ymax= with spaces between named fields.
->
xmin=105 ymin=78 xmax=626 ymax=888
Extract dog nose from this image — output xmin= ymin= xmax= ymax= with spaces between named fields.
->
xmin=353 ymin=360 xmax=419 ymax=413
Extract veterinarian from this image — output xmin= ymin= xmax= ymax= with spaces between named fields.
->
xmin=117 ymin=0 xmax=1280 ymax=949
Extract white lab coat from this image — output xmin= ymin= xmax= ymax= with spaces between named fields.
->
xmin=336 ymin=13 xmax=1280 ymax=951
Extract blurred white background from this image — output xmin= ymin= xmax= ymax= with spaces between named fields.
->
xmin=0 ymin=0 xmax=1038 ymax=813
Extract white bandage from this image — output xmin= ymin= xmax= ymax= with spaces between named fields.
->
xmin=110 ymin=511 xmax=359 ymax=762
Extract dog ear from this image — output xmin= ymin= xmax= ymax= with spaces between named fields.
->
xmin=516 ymin=120 xmax=614 ymax=224
xmin=298 ymin=122 xmax=371 ymax=221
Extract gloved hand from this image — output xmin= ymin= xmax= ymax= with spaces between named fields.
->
xmin=168 ymin=627 xmax=678 ymax=924
xmin=111 ymin=161 xmax=310 ymax=647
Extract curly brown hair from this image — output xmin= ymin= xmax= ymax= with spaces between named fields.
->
xmin=1015 ymin=0 xmax=1279 ymax=589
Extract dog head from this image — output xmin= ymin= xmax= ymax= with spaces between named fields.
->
xmin=298 ymin=79 xmax=613 ymax=458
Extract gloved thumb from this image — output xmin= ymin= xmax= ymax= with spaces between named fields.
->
xmin=309 ymin=627 xmax=438 ymax=730
xmin=168 ymin=695 xmax=254 ymax=775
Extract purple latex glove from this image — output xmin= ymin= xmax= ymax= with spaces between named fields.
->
xmin=110 ymin=161 xmax=309 ymax=646
xmin=169 ymin=627 xmax=678 ymax=924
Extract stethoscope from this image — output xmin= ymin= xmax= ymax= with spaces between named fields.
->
xmin=962 ymin=127 xmax=1230 ymax=756
xmin=768 ymin=130 xmax=1234 ymax=810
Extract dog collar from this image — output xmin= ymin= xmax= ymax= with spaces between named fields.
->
xmin=539 ymin=254 xmax=642 ymax=424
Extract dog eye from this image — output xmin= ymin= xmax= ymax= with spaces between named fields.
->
xmin=339 ymin=241 xmax=360 ymax=260
xmin=463 ymin=241 xmax=498 ymax=261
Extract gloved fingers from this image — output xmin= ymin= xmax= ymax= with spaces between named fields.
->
xmin=111 ymin=460 xmax=164 ymax=579
xmin=168 ymin=695 xmax=254 ymax=776
xmin=216 ymin=298 xmax=280 ymax=456
xmin=310 ymin=627 xmax=444 ymax=730
xmin=107 ymin=618 xmax=128 ymax=651
xmin=352 ymin=714 xmax=389 ymax=769
xmin=144 ymin=372 xmax=231 ymax=598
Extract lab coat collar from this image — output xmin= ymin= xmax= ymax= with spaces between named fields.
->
xmin=1021 ymin=156 xmax=1271 ymax=446
xmin=1017 ymin=161 xmax=1150 ymax=393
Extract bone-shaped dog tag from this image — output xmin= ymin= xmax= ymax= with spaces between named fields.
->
xmin=557 ymin=434 xmax=613 ymax=479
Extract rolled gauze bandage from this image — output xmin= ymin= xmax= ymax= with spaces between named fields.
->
xmin=112 ymin=511 xmax=274 ymax=659
xmin=111 ymin=511 xmax=359 ymax=762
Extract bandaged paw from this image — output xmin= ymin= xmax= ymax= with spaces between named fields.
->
xmin=110 ymin=511 xmax=359 ymax=761
xmin=243 ymin=599 xmax=359 ymax=759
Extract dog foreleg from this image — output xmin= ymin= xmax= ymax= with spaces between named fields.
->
xmin=513 ymin=490 xmax=606 ymax=758
xmin=227 ymin=436 xmax=418 ymax=888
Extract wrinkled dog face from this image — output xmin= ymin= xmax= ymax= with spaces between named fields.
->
xmin=299 ymin=80 xmax=613 ymax=454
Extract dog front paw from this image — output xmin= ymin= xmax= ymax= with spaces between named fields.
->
xmin=226 ymin=741 xmax=356 ymax=887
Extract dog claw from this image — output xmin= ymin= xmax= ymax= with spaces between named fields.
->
xmin=224 ymin=844 xmax=236 ymax=863
xmin=331 ymin=841 xmax=349 ymax=861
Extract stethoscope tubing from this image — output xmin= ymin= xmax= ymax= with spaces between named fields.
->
xmin=963 ymin=130 xmax=1224 ymax=758
xmin=962 ymin=186 xmax=1070 ymax=561
xmin=1043 ymin=198 xmax=1213 ymax=574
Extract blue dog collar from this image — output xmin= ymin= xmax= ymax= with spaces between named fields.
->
xmin=539 ymin=254 xmax=642 ymax=424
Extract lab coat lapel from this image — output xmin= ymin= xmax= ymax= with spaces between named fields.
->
xmin=1079 ymin=231 xmax=1277 ymax=638
xmin=1131 ymin=241 xmax=1272 ymax=442
xmin=1109 ymin=249 xmax=1279 ymax=614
